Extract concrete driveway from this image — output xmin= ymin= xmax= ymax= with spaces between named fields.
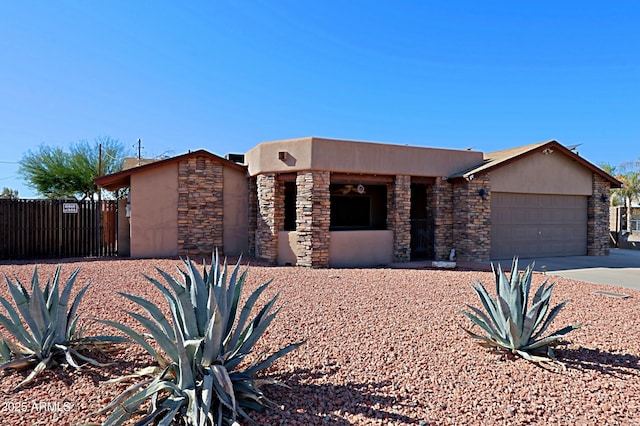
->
xmin=487 ymin=249 xmax=640 ymax=291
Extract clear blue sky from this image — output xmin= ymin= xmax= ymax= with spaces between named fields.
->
xmin=1 ymin=1 xmax=638 ymax=198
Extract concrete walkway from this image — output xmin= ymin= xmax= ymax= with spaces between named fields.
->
xmin=390 ymin=249 xmax=640 ymax=291
xmin=484 ymin=249 xmax=640 ymax=291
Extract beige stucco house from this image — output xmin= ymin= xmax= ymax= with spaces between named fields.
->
xmin=95 ymin=138 xmax=620 ymax=267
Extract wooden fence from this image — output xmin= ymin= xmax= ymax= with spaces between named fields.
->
xmin=0 ymin=199 xmax=117 ymax=260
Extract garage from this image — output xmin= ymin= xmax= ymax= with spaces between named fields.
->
xmin=490 ymin=192 xmax=587 ymax=259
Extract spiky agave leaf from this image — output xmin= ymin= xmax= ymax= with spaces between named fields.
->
xmin=97 ymin=252 xmax=303 ymax=425
xmin=0 ymin=296 xmax=38 ymax=350
xmin=0 ymin=265 xmax=126 ymax=389
xmin=462 ymin=257 xmax=580 ymax=365
xmin=0 ymin=334 xmax=11 ymax=363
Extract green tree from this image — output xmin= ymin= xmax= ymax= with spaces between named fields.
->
xmin=600 ymin=162 xmax=624 ymax=207
xmin=0 ymin=187 xmax=19 ymax=199
xmin=18 ymin=136 xmax=127 ymax=200
xmin=601 ymin=159 xmax=640 ymax=233
xmin=617 ymin=169 xmax=640 ymax=234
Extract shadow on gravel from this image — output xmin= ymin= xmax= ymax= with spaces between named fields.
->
xmin=260 ymin=364 xmax=428 ymax=425
xmin=0 ymin=346 xmax=149 ymax=394
xmin=559 ymin=347 xmax=640 ymax=377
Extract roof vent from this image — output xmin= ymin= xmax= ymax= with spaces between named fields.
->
xmin=225 ymin=153 xmax=245 ymax=164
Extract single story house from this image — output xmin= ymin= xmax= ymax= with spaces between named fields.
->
xmin=95 ymin=138 xmax=621 ymax=267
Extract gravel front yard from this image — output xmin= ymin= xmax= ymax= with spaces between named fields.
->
xmin=0 ymin=258 xmax=639 ymax=425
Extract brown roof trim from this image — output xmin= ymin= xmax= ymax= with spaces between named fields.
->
xmin=448 ymin=140 xmax=622 ymax=188
xmin=94 ymin=149 xmax=247 ymax=191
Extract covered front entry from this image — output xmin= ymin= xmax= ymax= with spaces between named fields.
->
xmin=410 ymin=182 xmax=435 ymax=259
xmin=490 ymin=192 xmax=588 ymax=259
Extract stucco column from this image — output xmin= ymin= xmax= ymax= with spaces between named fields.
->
xmin=452 ymin=175 xmax=491 ymax=262
xmin=433 ymin=177 xmax=454 ymax=260
xmin=587 ymin=173 xmax=610 ymax=256
xmin=296 ymin=171 xmax=330 ymax=267
xmin=255 ymin=173 xmax=283 ymax=264
xmin=388 ymin=175 xmax=411 ymax=262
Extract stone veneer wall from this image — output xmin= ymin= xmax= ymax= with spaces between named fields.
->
xmin=177 ymin=156 xmax=224 ymax=259
xmin=432 ymin=177 xmax=454 ymax=260
xmin=452 ymin=174 xmax=491 ymax=261
xmin=587 ymin=173 xmax=611 ymax=256
xmin=255 ymin=174 xmax=283 ymax=263
xmin=296 ymin=171 xmax=330 ymax=267
xmin=248 ymin=177 xmax=257 ymax=257
xmin=387 ymin=175 xmax=411 ymax=262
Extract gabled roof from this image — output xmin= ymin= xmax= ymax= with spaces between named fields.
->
xmin=448 ymin=140 xmax=622 ymax=187
xmin=95 ymin=149 xmax=247 ymax=191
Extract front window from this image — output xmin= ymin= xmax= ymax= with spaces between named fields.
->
xmin=330 ymin=184 xmax=387 ymax=230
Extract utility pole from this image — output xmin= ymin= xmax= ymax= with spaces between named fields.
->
xmin=137 ymin=138 xmax=142 ymax=165
xmin=97 ymin=143 xmax=102 ymax=256
xmin=98 ymin=142 xmax=103 ymax=179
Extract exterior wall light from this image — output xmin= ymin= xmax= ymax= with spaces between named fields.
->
xmin=601 ymin=193 xmax=609 ymax=203
xmin=542 ymin=148 xmax=554 ymax=155
xmin=478 ymin=188 xmax=489 ymax=200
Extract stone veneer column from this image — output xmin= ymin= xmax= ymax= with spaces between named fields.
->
xmin=433 ymin=177 xmax=454 ymax=260
xmin=587 ymin=173 xmax=610 ymax=256
xmin=388 ymin=175 xmax=411 ymax=262
xmin=177 ymin=156 xmax=224 ymax=259
xmin=452 ymin=175 xmax=491 ymax=261
xmin=248 ymin=177 xmax=257 ymax=257
xmin=296 ymin=171 xmax=330 ymax=268
xmin=255 ymin=174 xmax=283 ymax=264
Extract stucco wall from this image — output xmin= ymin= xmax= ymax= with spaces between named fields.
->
xmin=222 ymin=166 xmax=249 ymax=255
xmin=329 ymin=230 xmax=394 ymax=267
xmin=277 ymin=231 xmax=298 ymax=265
xmin=277 ymin=230 xmax=394 ymax=267
xmin=130 ymin=163 xmax=178 ymax=257
xmin=490 ymin=151 xmax=592 ymax=195
xmin=246 ymin=137 xmax=484 ymax=178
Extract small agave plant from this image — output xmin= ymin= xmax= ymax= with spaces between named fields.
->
xmin=461 ymin=257 xmax=581 ymax=365
xmin=94 ymin=253 xmax=303 ymax=426
xmin=0 ymin=265 xmax=126 ymax=390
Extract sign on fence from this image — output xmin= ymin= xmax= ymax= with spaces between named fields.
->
xmin=62 ymin=203 xmax=79 ymax=214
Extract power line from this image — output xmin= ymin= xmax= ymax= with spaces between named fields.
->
xmin=101 ymin=150 xmax=120 ymax=161
xmin=0 ymin=161 xmax=19 ymax=164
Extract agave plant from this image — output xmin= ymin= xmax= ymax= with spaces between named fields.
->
xmin=94 ymin=253 xmax=303 ymax=426
xmin=0 ymin=265 xmax=126 ymax=389
xmin=461 ymin=257 xmax=581 ymax=364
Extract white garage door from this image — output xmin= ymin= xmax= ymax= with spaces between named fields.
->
xmin=490 ymin=193 xmax=587 ymax=259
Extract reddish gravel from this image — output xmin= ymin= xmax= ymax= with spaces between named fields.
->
xmin=0 ymin=257 xmax=639 ymax=425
